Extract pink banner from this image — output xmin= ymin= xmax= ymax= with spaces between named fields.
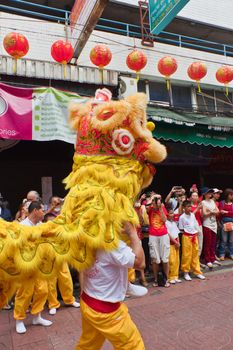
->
xmin=0 ymin=83 xmax=32 ymax=140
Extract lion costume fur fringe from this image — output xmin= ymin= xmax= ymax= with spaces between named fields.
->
xmin=0 ymin=92 xmax=167 ymax=307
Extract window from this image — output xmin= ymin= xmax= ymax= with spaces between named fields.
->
xmin=196 ymin=90 xmax=215 ymax=113
xmin=149 ymin=82 xmax=170 ymax=103
xmin=172 ymin=85 xmax=192 ymax=110
xmin=196 ymin=90 xmax=233 ymax=114
xmin=215 ymin=91 xmax=233 ymax=113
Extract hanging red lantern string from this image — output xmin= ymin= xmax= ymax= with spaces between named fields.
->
xmin=3 ymin=32 xmax=29 ymax=73
xmin=157 ymin=56 xmax=178 ymax=91
xmin=216 ymin=65 xmax=233 ymax=96
xmin=51 ymin=40 xmax=74 ymax=78
xmin=126 ymin=49 xmax=147 ymax=81
xmin=89 ymin=44 xmax=112 ymax=83
xmin=187 ymin=62 xmax=207 ymax=93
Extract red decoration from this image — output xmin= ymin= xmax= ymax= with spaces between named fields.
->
xmin=90 ymin=44 xmax=112 ymax=69
xmin=187 ymin=62 xmax=207 ymax=92
xmin=51 ymin=40 xmax=74 ymax=77
xmin=157 ymin=56 xmax=178 ymax=90
xmin=3 ymin=32 xmax=29 ymax=73
xmin=126 ymin=50 xmax=147 ymax=80
xmin=90 ymin=44 xmax=112 ymax=83
xmin=216 ymin=65 xmax=233 ymax=96
xmin=122 ymin=135 xmax=130 ymax=144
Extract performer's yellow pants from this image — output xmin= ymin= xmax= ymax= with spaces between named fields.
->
xmin=47 ymin=262 xmax=75 ymax=309
xmin=76 ymin=300 xmax=145 ymax=350
xmin=181 ymin=235 xmax=202 ymax=275
xmin=128 ymin=268 xmax=136 ymax=283
xmin=169 ymin=245 xmax=180 ymax=280
xmin=14 ymin=278 xmax=48 ymax=320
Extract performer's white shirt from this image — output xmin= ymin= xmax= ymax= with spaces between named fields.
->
xmin=165 ymin=220 xmax=179 ymax=239
xmin=179 ymin=212 xmax=199 ymax=234
xmin=83 ymin=240 xmax=135 ymax=303
xmin=20 ymin=217 xmax=41 ymax=226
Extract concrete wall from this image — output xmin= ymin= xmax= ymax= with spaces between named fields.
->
xmin=1 ymin=12 xmax=233 ymax=91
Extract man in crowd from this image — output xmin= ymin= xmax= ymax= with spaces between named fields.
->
xmin=0 ymin=193 xmax=12 ymax=221
xmin=165 ymin=186 xmax=186 ymax=211
xmin=26 ymin=190 xmax=40 ymax=202
xmin=14 ymin=201 xmax=52 ymax=334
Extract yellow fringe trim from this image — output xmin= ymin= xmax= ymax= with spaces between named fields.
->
xmin=0 ymin=155 xmax=152 ymax=306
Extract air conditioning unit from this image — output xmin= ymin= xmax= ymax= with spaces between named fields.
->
xmin=119 ymin=76 xmax=138 ymax=98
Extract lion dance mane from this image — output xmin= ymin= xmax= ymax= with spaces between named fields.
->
xmin=0 ymin=91 xmax=167 ymax=307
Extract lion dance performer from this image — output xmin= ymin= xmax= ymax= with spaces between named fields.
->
xmin=0 ymin=88 xmax=167 ymax=348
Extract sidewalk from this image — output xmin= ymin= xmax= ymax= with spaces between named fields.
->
xmin=1 ymin=260 xmax=233 ymax=350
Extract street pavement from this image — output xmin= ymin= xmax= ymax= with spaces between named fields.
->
xmin=1 ymin=262 xmax=233 ymax=350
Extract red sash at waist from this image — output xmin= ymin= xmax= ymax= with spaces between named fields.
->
xmin=183 ymin=232 xmax=198 ymax=244
xmin=81 ymin=292 xmax=121 ymax=313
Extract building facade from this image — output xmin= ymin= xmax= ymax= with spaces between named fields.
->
xmin=0 ymin=0 xmax=232 ymax=212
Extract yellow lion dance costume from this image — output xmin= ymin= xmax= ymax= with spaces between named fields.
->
xmin=0 ymin=89 xmax=166 ymax=307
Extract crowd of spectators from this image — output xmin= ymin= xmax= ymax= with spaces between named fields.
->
xmin=1 ymin=184 xmax=233 ymax=333
xmin=134 ymin=185 xmax=233 ymax=287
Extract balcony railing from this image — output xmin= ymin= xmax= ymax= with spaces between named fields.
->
xmin=1 ymin=0 xmax=233 ymax=58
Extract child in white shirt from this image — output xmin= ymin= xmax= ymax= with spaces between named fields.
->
xmin=179 ymin=201 xmax=205 ymax=281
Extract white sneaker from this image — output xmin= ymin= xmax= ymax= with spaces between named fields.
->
xmin=49 ymin=308 xmax=57 ymax=315
xmin=196 ymin=274 xmax=205 ymax=280
xmin=200 ymin=263 xmax=207 ymax=269
xmin=184 ymin=273 xmax=192 ymax=281
xmin=16 ymin=320 xmax=26 ymax=334
xmin=126 ymin=282 xmax=148 ymax=297
xmin=175 ymin=279 xmax=182 ymax=283
xmin=207 ymin=262 xmax=213 ymax=268
xmin=32 ymin=314 xmax=53 ymax=327
xmin=169 ymin=279 xmax=176 ymax=284
xmin=71 ymin=301 xmax=80 ymax=308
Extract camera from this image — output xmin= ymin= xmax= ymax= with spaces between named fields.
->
xmin=152 ymin=195 xmax=162 ymax=205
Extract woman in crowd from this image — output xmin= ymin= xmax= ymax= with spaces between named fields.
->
xmin=219 ymin=188 xmax=233 ymax=260
xmin=201 ymin=188 xmax=219 ymax=268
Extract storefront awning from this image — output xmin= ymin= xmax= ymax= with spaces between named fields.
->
xmin=148 ymin=106 xmax=233 ymax=148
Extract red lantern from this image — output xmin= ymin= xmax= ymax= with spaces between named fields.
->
xmin=90 ymin=44 xmax=112 ymax=83
xmin=90 ymin=44 xmax=112 ymax=69
xmin=51 ymin=40 xmax=74 ymax=78
xmin=216 ymin=65 xmax=233 ymax=96
xmin=126 ymin=50 xmax=147 ymax=81
xmin=157 ymin=56 xmax=178 ymax=90
xmin=3 ymin=32 xmax=29 ymax=73
xmin=187 ymin=62 xmax=207 ymax=93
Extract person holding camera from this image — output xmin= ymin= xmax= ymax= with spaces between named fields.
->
xmin=46 ymin=196 xmax=64 ymax=217
xmin=165 ymin=186 xmax=186 ymax=212
xmin=147 ymin=194 xmax=170 ymax=287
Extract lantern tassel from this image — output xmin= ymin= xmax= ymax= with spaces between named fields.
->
xmin=63 ymin=64 xmax=67 ymax=79
xmin=99 ymin=68 xmax=104 ymax=84
xmin=225 ymin=84 xmax=229 ymax=96
xmin=13 ymin=59 xmax=17 ymax=74
xmin=197 ymin=80 xmax=201 ymax=93
xmin=166 ymin=78 xmax=170 ymax=91
xmin=136 ymin=71 xmax=140 ymax=82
